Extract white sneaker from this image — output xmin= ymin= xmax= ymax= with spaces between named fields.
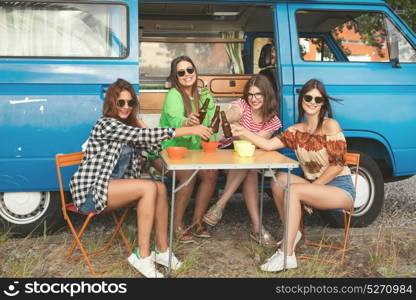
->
xmin=152 ymin=248 xmax=183 ymax=270
xmin=128 ymin=252 xmax=164 ymax=278
xmin=260 ymin=249 xmax=297 ymax=272
xmin=276 ymin=230 xmax=303 ymax=249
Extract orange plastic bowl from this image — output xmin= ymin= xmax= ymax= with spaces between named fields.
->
xmin=166 ymin=146 xmax=187 ymax=160
xmin=201 ymin=141 xmax=219 ymax=153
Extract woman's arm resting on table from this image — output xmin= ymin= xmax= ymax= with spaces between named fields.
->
xmin=232 ymin=124 xmax=285 ymax=151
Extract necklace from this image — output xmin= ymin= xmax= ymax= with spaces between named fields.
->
xmin=305 ymin=123 xmax=317 ymax=134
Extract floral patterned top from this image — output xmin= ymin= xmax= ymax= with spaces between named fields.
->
xmin=277 ymin=126 xmax=351 ymax=181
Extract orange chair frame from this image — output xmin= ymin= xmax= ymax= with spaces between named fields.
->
xmin=298 ymin=152 xmax=360 ymax=265
xmin=55 ymin=152 xmax=132 ymax=275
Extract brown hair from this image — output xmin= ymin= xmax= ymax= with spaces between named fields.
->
xmin=242 ymin=74 xmax=278 ymax=123
xmin=297 ymin=78 xmax=341 ymax=131
xmin=103 ymin=78 xmax=140 ymax=127
xmin=168 ymin=56 xmax=200 ymax=117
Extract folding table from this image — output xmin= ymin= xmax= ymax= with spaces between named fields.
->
xmin=160 ymin=149 xmax=299 ymax=276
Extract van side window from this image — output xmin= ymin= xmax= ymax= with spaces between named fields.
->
xmin=385 ymin=18 xmax=416 ymax=63
xmin=296 ymin=10 xmax=416 ymax=63
xmin=299 ymin=37 xmax=337 ymax=62
xmin=0 ymin=2 xmax=127 ymax=58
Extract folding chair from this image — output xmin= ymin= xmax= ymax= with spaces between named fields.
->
xmin=298 ymin=152 xmax=360 ymax=265
xmin=55 ymin=152 xmax=132 ymax=275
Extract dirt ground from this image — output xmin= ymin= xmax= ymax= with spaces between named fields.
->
xmin=1 ymin=197 xmax=415 ymax=278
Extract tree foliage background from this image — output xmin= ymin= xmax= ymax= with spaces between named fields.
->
xmin=386 ymin=0 xmax=416 ymax=32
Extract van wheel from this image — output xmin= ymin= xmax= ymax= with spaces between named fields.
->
xmin=0 ymin=192 xmax=62 ymax=236
xmin=319 ymin=152 xmax=384 ymax=228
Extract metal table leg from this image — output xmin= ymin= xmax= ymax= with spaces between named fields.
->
xmin=168 ymin=170 xmax=176 ymax=276
xmin=167 ymin=169 xmax=199 ymax=277
xmin=283 ymin=168 xmax=292 ymax=270
xmin=269 ymin=167 xmax=292 ymax=271
xmin=259 ymin=169 xmax=265 ymax=244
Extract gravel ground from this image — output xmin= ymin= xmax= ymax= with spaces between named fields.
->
xmin=374 ymin=176 xmax=416 ymax=228
xmin=0 ymin=176 xmax=414 ymax=278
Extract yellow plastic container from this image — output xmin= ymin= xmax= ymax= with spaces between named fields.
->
xmin=235 ymin=144 xmax=255 ymax=157
xmin=233 ymin=140 xmax=253 ymax=152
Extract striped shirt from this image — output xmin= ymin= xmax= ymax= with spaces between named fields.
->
xmin=233 ymin=98 xmax=281 ymax=132
xmin=219 ymin=98 xmax=281 ymax=148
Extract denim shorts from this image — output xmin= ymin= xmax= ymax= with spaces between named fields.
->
xmin=326 ymin=175 xmax=356 ymax=203
xmin=78 ymin=191 xmax=97 ymax=213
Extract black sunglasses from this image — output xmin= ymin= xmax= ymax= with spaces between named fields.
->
xmin=303 ymin=95 xmax=325 ymax=104
xmin=117 ymin=98 xmax=137 ymax=107
xmin=177 ymin=67 xmax=195 ymax=77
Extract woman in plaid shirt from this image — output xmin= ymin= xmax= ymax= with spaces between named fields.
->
xmin=70 ymin=78 xmax=212 ymax=278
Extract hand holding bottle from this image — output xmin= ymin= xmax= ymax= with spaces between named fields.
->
xmin=192 ymin=125 xmax=213 ymax=141
xmin=231 ymin=123 xmax=247 ymax=138
xmin=184 ymin=113 xmax=201 ymax=126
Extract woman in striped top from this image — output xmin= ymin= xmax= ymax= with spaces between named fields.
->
xmin=203 ymin=75 xmax=281 ymax=245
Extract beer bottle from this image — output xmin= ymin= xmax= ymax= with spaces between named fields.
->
xmin=198 ymin=98 xmax=210 ymax=124
xmin=201 ymin=106 xmax=219 ymax=142
xmin=210 ymin=106 xmax=221 ymax=133
xmin=221 ymin=111 xmax=232 ymax=138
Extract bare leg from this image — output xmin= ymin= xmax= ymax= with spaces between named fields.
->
xmin=242 ymin=170 xmax=261 ymax=232
xmin=172 ymin=170 xmax=197 ymax=229
xmin=105 ymin=179 xmax=157 ymax=258
xmin=270 ymin=172 xmax=309 ymax=224
xmin=216 ymin=169 xmax=249 ymax=208
xmin=283 ymin=183 xmax=353 ymax=255
xmin=192 ymin=169 xmax=218 ymax=224
xmin=154 ymin=181 xmax=169 ymax=252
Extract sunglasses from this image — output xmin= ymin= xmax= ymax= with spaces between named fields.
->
xmin=247 ymin=92 xmax=264 ymax=100
xmin=177 ymin=67 xmax=195 ymax=77
xmin=117 ymin=98 xmax=137 ymax=107
xmin=303 ymin=95 xmax=325 ymax=104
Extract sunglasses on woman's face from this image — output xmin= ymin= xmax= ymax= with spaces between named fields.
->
xmin=117 ymin=98 xmax=137 ymax=107
xmin=177 ymin=67 xmax=195 ymax=77
xmin=303 ymin=95 xmax=325 ymax=104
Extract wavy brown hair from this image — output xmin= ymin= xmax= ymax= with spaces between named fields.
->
xmin=103 ymin=78 xmax=140 ymax=127
xmin=242 ymin=74 xmax=278 ymax=123
xmin=297 ymin=78 xmax=341 ymax=131
xmin=168 ymin=56 xmax=200 ymax=117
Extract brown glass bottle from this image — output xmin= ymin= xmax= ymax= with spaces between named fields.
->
xmin=210 ymin=106 xmax=221 ymax=133
xmin=221 ymin=111 xmax=232 ymax=138
xmin=198 ymin=98 xmax=210 ymax=124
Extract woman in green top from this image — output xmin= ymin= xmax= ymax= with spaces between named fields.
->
xmin=159 ymin=56 xmax=218 ymax=243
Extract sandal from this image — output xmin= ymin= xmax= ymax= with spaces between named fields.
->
xmin=202 ymin=204 xmax=223 ymax=226
xmin=249 ymin=226 xmax=276 ymax=246
xmin=174 ymin=226 xmax=194 ymax=244
xmin=189 ymin=223 xmax=211 ymax=238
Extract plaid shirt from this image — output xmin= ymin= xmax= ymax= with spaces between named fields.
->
xmin=70 ymin=117 xmax=175 ymax=213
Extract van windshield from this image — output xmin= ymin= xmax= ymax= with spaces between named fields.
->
xmin=0 ymin=2 xmax=127 ymax=58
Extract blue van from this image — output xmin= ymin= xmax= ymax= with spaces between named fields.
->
xmin=1 ymin=0 xmax=415 ymax=235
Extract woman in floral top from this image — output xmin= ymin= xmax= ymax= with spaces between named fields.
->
xmin=232 ymin=79 xmax=355 ymax=272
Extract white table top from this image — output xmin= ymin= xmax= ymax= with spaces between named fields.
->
xmin=160 ymin=149 xmax=299 ymax=170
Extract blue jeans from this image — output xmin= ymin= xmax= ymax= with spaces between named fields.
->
xmin=78 ymin=191 xmax=97 ymax=213
xmin=326 ymin=175 xmax=356 ymax=204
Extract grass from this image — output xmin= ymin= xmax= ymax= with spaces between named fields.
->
xmin=1 ymin=220 xmax=415 ymax=278
xmin=368 ymin=227 xmax=416 ymax=277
